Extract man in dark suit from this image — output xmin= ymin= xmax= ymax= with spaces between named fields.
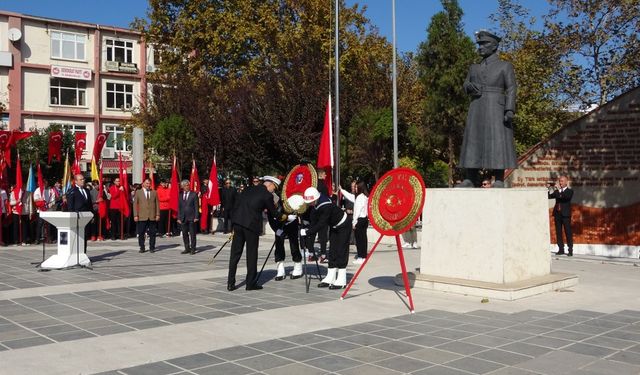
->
xmin=66 ymin=174 xmax=93 ymax=253
xmin=548 ymin=175 xmax=574 ymax=256
xmin=227 ymin=176 xmax=286 ymax=291
xmin=178 ymin=179 xmax=199 ymax=254
xmin=220 ymin=179 xmax=236 ymax=233
xmin=133 ymin=178 xmax=160 ymax=253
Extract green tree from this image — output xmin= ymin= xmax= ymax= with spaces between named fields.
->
xmin=149 ymin=114 xmax=195 ymax=164
xmin=545 ymin=0 xmax=640 ymax=108
xmin=16 ymin=125 xmax=75 ymax=183
xmin=133 ymin=0 xmax=393 ymax=177
xmin=347 ymin=107 xmax=398 ymax=180
xmin=416 ymin=0 xmax=476 ymax=186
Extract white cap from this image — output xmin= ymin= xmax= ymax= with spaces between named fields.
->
xmin=303 ymin=187 xmax=320 ymax=203
xmin=262 ymin=175 xmax=281 ymax=187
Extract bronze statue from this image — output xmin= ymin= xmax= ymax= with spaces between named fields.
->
xmin=458 ymin=30 xmax=517 ymax=188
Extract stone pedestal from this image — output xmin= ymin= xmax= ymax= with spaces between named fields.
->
xmin=416 ymin=188 xmax=577 ymax=300
xmin=40 ymin=212 xmax=93 ymax=270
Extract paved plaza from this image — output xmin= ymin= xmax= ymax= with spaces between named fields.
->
xmin=0 ymin=234 xmax=639 ymax=374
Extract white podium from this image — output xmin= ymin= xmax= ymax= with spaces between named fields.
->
xmin=40 ymin=211 xmax=93 ymax=270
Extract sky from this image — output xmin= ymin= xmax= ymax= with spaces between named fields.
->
xmin=0 ymin=0 xmax=552 ymax=53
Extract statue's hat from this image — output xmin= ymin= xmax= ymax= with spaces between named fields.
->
xmin=475 ymin=30 xmax=501 ymax=44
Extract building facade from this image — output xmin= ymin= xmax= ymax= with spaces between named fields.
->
xmin=0 ymin=10 xmax=154 ymax=172
xmin=506 ymin=87 xmax=640 ymax=258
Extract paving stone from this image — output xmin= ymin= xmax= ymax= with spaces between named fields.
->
xmin=522 ymin=335 xmax=573 ymax=349
xmin=516 ymin=350 xmax=599 ymax=375
xmin=411 ymin=365 xmax=473 ymax=375
xmin=473 ymin=349 xmax=532 ymax=366
xmin=341 ymin=347 xmax=397 ymax=363
xmin=369 ymin=328 xmax=419 ymax=340
xmin=372 ymin=355 xmax=432 ymax=372
xmin=487 ymin=368 xmax=541 ymax=375
xmin=401 ymin=333 xmax=451 ymax=347
xmin=603 ymin=330 xmax=640 ymax=342
xmin=436 ymin=341 xmax=488 ymax=356
xmin=342 ymin=333 xmax=390 ymax=346
xmin=309 ymin=339 xmax=360 ymax=353
xmin=462 ymin=334 xmax=512 ymax=348
xmin=119 ymin=361 xmax=182 ymax=375
xmin=338 ymin=363 xmax=403 ymax=375
xmin=498 ymin=342 xmax=553 ymax=357
xmin=405 ymin=347 xmax=463 ymax=364
xmin=273 ymin=346 xmax=328 ymax=362
xmin=193 ymin=362 xmax=254 ymax=375
xmin=371 ymin=340 xmax=424 ymax=354
xmin=577 ymin=359 xmax=640 ymax=375
xmin=88 ymin=325 xmax=136 ymax=336
xmin=430 ymin=328 xmax=478 ymax=340
xmin=262 ymin=362 xmax=329 ymax=375
xmin=248 ymin=339 xmax=296 ymax=353
xmin=236 ymin=353 xmax=294 ymax=371
xmin=208 ymin=345 xmax=264 ymax=361
xmin=2 ymin=336 xmax=54 ymax=349
xmin=544 ymin=329 xmax=593 ymax=341
xmin=607 ymin=350 xmax=640 ymax=365
xmin=281 ymin=333 xmax=330 ymax=346
xmin=305 ymin=354 xmax=361 ymax=372
xmin=48 ymin=330 xmax=97 ymax=342
xmin=487 ymin=329 xmax=533 ymax=341
xmin=446 ymin=356 xmax=505 ymax=374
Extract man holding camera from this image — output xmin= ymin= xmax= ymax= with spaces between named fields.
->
xmin=548 ymin=175 xmax=574 ymax=256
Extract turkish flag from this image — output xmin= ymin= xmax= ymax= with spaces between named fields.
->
xmin=98 ymin=162 xmax=110 ymax=229
xmin=118 ymin=153 xmax=130 ymax=217
xmin=206 ymin=156 xmax=220 ymax=206
xmin=169 ymin=156 xmax=179 ymax=218
xmin=4 ymin=131 xmax=33 ymax=167
xmin=92 ymin=132 xmax=108 ymax=160
xmin=317 ymin=96 xmax=334 ymax=191
xmin=74 ymin=132 xmax=87 ymax=161
xmin=189 ymin=159 xmax=200 ymax=194
xmin=14 ymin=155 xmax=23 ymax=215
xmin=48 ymin=131 xmax=63 ymax=163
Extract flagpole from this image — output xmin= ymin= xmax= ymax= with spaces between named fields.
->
xmin=392 ymin=0 xmax=398 ymax=168
xmin=334 ymin=0 xmax=340 ymax=188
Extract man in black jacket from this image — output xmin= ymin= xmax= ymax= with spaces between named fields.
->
xmin=227 ymin=176 xmax=285 ymax=291
xmin=66 ymin=174 xmax=93 ymax=253
xmin=178 ymin=180 xmax=199 ymax=254
xmin=548 ymin=175 xmax=574 ymax=256
xmin=301 ymin=186 xmax=351 ymax=290
xmin=220 ymin=179 xmax=236 ymax=234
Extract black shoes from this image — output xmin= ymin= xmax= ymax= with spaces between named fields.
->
xmin=139 ymin=249 xmax=146 ymax=253
xmin=190 ymin=249 xmax=195 ymax=255
xmin=149 ymin=248 xmax=155 ymax=253
xmin=246 ymin=284 xmax=263 ymax=291
xmin=181 ymin=249 xmax=190 ymax=254
xmin=275 ymin=276 xmax=285 ymax=281
xmin=555 ymin=250 xmax=565 ymax=255
xmin=290 ymin=274 xmax=303 ymax=280
xmin=318 ymin=282 xmax=330 ymax=288
xmin=568 ymin=251 xmax=573 ymax=257
xmin=227 ymin=283 xmax=236 ymax=291
xmin=329 ymin=284 xmax=346 ymax=290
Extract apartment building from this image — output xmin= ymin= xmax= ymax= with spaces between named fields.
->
xmin=0 ymin=10 xmax=154 ymax=172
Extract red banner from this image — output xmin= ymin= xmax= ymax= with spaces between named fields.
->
xmin=74 ymin=132 xmax=87 ymax=161
xmin=48 ymin=131 xmax=63 ymax=163
xmin=93 ymin=132 xmax=108 ymax=160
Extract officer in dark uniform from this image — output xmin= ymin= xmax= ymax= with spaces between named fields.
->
xmin=301 ymin=186 xmax=351 ymax=289
xmin=227 ymin=176 xmax=286 ymax=291
xmin=269 ymin=198 xmax=302 ymax=281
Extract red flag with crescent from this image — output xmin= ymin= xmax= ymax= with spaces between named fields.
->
xmin=48 ymin=131 xmax=63 ymax=163
xmin=92 ymin=132 xmax=108 ymax=160
xmin=317 ymin=96 xmax=334 ymax=192
xmin=4 ymin=131 xmax=33 ymax=167
xmin=74 ymin=132 xmax=87 ymax=161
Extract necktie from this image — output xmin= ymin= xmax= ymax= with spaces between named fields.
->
xmin=81 ymin=189 xmax=86 ymax=200
xmin=184 ymin=193 xmax=187 ymax=201
xmin=146 ymin=190 xmax=149 ymax=200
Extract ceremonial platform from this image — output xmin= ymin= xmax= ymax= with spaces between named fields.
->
xmin=0 ymin=232 xmax=638 ymax=375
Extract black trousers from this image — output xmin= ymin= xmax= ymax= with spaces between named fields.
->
xmin=554 ymin=213 xmax=573 ymax=252
xmin=228 ymin=224 xmax=259 ymax=286
xmin=109 ymin=209 xmax=122 ymax=239
xmin=137 ymin=220 xmax=157 ymax=251
xmin=181 ymin=220 xmax=197 ymax=251
xmin=328 ymin=222 xmax=351 ymax=269
xmin=158 ymin=209 xmax=169 ymax=235
xmin=354 ymin=217 xmax=369 ymax=259
xmin=12 ymin=214 xmax=29 ymax=244
xmin=222 ymin=208 xmax=233 ymax=233
xmin=274 ymin=221 xmax=301 ymax=263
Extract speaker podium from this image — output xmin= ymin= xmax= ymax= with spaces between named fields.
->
xmin=39 ymin=211 xmax=93 ymax=270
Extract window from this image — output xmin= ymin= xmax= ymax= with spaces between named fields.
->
xmin=106 ymin=39 xmax=133 ymax=63
xmin=57 ymin=123 xmax=87 ymax=133
xmin=104 ymin=125 xmax=130 ymax=152
xmin=106 ymin=82 xmax=133 ymax=110
xmin=50 ymin=78 xmax=87 ymax=106
xmin=51 ymin=31 xmax=85 ymax=60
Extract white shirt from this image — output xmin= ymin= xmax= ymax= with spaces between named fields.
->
xmin=340 ymin=188 xmax=368 ymax=226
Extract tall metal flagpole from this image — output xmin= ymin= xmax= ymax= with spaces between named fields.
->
xmin=334 ymin=0 xmax=340 ymax=187
xmin=392 ymin=0 xmax=398 ymax=168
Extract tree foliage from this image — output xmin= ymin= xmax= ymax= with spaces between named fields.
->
xmin=416 ymin=0 xmax=476 ymax=186
xmin=347 ymin=107 xmax=397 ymax=180
xmin=149 ymin=114 xmax=195 ymax=163
xmin=133 ymin=0 xmax=393 ymax=180
xmin=16 ymin=125 xmax=75 ymax=183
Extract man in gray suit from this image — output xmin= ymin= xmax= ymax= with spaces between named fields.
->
xmin=178 ymin=180 xmax=199 ymax=254
xmin=133 ymin=178 xmax=160 ymax=253
xmin=458 ymin=30 xmax=517 ymax=188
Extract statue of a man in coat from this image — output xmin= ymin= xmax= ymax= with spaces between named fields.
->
xmin=457 ymin=30 xmax=517 ymax=188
